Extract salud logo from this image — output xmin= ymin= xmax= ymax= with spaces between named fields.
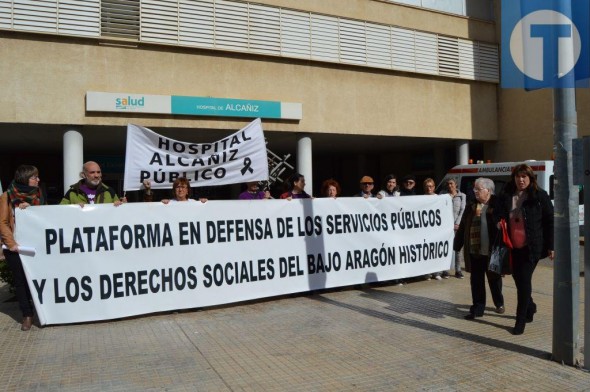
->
xmin=501 ymin=1 xmax=590 ymax=89
xmin=115 ymin=96 xmax=145 ymax=110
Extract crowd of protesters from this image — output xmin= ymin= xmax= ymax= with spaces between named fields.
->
xmin=0 ymin=161 xmax=553 ymax=336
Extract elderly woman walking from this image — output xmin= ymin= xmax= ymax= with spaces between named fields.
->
xmin=455 ymin=177 xmax=504 ymax=320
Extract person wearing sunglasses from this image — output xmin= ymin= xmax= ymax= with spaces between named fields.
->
xmin=356 ymin=176 xmax=375 ymax=198
xmin=400 ymin=174 xmax=417 ymax=196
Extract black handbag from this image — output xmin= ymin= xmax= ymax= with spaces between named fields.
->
xmin=488 ymin=227 xmax=511 ymax=275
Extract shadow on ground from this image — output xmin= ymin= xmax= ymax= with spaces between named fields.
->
xmin=312 ymin=285 xmax=550 ymax=361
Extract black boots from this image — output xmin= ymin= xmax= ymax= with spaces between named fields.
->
xmin=512 ymin=319 xmax=526 ymax=335
xmin=526 ymin=303 xmax=537 ymax=323
xmin=513 ymin=303 xmax=537 ymax=335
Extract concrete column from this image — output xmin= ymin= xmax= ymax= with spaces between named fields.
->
xmin=456 ymin=141 xmax=469 ymax=165
xmin=63 ymin=129 xmax=83 ymax=193
xmin=297 ymin=134 xmax=313 ymax=196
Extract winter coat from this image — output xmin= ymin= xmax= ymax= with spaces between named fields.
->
xmin=60 ymin=180 xmax=119 ymax=205
xmin=495 ymin=187 xmax=553 ymax=262
xmin=454 ymin=194 xmax=500 ymax=270
xmin=0 ymin=192 xmax=16 ymax=249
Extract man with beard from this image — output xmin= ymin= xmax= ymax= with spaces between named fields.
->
xmin=60 ymin=161 xmax=123 ymax=206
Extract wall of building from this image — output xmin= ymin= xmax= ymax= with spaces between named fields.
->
xmin=0 ymin=0 xmax=503 ymax=197
xmin=494 ymin=89 xmax=590 ymax=162
xmin=0 ymin=33 xmax=498 ymax=141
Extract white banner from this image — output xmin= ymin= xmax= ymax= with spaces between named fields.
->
xmin=123 ymin=118 xmax=269 ymax=191
xmin=15 ymin=196 xmax=454 ymax=325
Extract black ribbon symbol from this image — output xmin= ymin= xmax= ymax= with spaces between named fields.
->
xmin=241 ymin=157 xmax=253 ymax=175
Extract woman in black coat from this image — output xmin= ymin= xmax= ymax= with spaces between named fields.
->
xmin=495 ymin=163 xmax=554 ymax=335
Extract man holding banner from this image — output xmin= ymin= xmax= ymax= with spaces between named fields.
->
xmin=60 ymin=161 xmax=123 ymax=207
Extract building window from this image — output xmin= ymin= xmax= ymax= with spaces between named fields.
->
xmin=386 ymin=0 xmax=494 ymax=21
xmin=101 ymin=0 xmax=140 ymax=40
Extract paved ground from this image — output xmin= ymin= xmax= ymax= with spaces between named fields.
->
xmin=0 ymin=262 xmax=587 ymax=391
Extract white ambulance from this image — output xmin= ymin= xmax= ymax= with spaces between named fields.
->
xmin=438 ymin=160 xmax=552 ymax=198
xmin=437 ymin=160 xmax=583 ymax=230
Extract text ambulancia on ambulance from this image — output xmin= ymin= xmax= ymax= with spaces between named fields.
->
xmin=437 ymin=160 xmax=584 ymax=230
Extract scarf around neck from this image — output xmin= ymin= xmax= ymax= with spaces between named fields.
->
xmin=6 ymin=181 xmax=45 ymax=207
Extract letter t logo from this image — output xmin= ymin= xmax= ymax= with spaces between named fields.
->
xmin=530 ymin=24 xmax=572 ymax=81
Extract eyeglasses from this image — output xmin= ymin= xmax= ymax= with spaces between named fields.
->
xmin=473 ymin=187 xmax=487 ymax=192
xmin=405 ymin=180 xmax=415 ymax=184
xmin=175 ymin=186 xmax=188 ymax=189
xmin=361 ymin=183 xmax=373 ymax=186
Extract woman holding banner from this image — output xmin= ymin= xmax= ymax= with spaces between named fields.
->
xmin=143 ymin=178 xmax=207 ymax=203
xmin=0 ymin=165 xmax=46 ymax=331
xmin=320 ymin=179 xmax=341 ymax=198
xmin=424 ymin=178 xmax=444 ymax=280
xmin=280 ymin=173 xmax=311 ymax=199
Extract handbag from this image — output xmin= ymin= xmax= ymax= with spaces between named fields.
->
xmin=489 ymin=244 xmax=509 ymax=275
xmin=488 ymin=219 xmax=512 ymax=275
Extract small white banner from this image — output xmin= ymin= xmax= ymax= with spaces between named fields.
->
xmin=123 ymin=118 xmax=269 ymax=191
xmin=16 ymin=196 xmax=454 ymax=325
